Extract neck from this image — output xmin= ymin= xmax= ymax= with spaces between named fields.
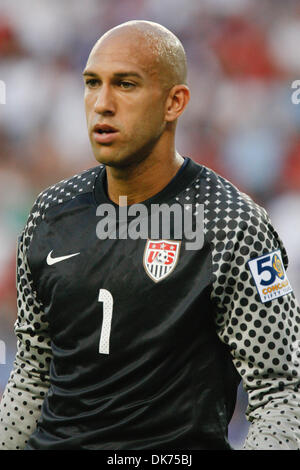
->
xmin=106 ymin=148 xmax=184 ymax=206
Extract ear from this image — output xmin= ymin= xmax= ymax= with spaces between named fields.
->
xmin=164 ymin=85 xmax=190 ymax=122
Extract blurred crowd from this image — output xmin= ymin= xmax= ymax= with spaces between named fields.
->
xmin=0 ymin=0 xmax=300 ymax=449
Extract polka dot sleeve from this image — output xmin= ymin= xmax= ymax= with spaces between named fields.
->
xmin=0 ymin=167 xmax=101 ymax=450
xmin=210 ymin=203 xmax=300 ymax=450
xmin=0 ymin=199 xmax=52 ymax=450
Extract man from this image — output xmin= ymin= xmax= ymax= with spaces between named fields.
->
xmin=0 ymin=20 xmax=300 ymax=450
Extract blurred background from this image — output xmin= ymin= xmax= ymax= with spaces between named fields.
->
xmin=0 ymin=0 xmax=300 ymax=450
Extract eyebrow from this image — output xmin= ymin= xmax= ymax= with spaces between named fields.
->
xmin=82 ymin=70 xmax=143 ymax=80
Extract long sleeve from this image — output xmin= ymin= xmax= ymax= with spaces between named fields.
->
xmin=0 ymin=200 xmax=52 ymax=450
xmin=210 ymin=198 xmax=300 ymax=449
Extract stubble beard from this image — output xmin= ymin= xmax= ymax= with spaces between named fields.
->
xmin=93 ymin=125 xmax=165 ymax=171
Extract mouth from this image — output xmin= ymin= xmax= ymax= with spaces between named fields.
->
xmin=92 ymin=124 xmax=119 ymax=144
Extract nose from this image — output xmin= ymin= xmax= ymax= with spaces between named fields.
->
xmin=94 ymin=84 xmax=115 ymax=116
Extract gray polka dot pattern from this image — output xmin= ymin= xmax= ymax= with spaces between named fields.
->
xmin=1 ymin=162 xmax=299 ymax=450
xmin=36 ymin=167 xmax=102 ymax=219
xmin=179 ymin=166 xmax=300 ymax=450
xmin=0 ymin=167 xmax=101 ymax=450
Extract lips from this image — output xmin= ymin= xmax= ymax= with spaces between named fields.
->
xmin=92 ymin=123 xmax=119 ymax=144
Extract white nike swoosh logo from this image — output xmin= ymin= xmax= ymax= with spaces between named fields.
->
xmin=46 ymin=250 xmax=80 ymax=266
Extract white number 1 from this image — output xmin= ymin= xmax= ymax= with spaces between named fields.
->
xmin=98 ymin=289 xmax=114 ymax=354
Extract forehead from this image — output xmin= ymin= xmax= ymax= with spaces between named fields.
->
xmin=86 ymin=32 xmax=160 ymax=78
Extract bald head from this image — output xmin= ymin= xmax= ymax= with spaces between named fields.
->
xmin=84 ymin=20 xmax=190 ymax=170
xmin=90 ymin=20 xmax=187 ymax=89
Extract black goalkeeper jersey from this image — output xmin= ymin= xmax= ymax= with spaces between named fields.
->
xmin=1 ymin=157 xmax=300 ymax=450
xmin=25 ymin=158 xmax=240 ymax=449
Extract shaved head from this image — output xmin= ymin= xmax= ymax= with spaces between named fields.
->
xmin=89 ymin=20 xmax=187 ymax=89
xmin=84 ymin=21 xmax=190 ymax=171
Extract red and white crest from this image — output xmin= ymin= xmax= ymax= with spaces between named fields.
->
xmin=143 ymin=240 xmax=181 ymax=282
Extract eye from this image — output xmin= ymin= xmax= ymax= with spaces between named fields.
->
xmin=85 ymin=78 xmax=99 ymax=88
xmin=119 ymin=81 xmax=135 ymax=90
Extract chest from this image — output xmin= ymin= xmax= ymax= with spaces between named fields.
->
xmin=28 ymin=201 xmax=213 ymax=357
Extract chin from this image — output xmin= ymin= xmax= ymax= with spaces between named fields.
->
xmin=93 ymin=149 xmax=131 ymax=168
xmin=93 ymin=136 xmax=160 ymax=169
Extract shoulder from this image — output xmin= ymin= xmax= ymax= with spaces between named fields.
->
xmin=200 ymin=165 xmax=268 ymax=224
xmin=197 ymin=166 xmax=287 ymax=263
xmin=36 ymin=165 xmax=103 ymax=218
xmin=198 ymin=167 xmax=289 ymax=282
xmin=21 ymin=165 xmax=104 ymax=251
xmin=198 ymin=166 xmax=275 ymax=249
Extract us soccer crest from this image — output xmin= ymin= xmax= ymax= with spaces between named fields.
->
xmin=143 ymin=240 xmax=181 ymax=282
